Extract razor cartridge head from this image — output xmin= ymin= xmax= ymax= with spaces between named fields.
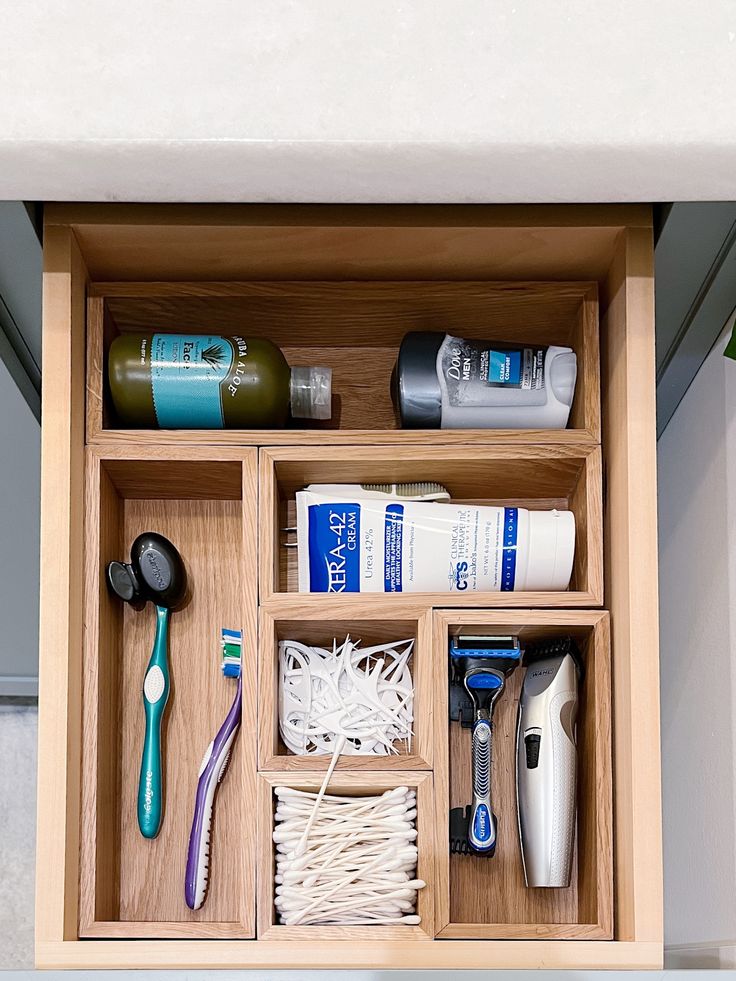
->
xmin=449 ymin=634 xmax=523 ymax=678
xmin=450 ymin=634 xmax=521 ymax=658
xmin=448 ymin=635 xmax=522 ymax=725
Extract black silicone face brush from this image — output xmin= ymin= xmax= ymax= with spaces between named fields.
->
xmin=107 ymin=532 xmax=188 ymax=839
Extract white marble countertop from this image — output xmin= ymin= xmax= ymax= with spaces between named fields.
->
xmin=1 ymin=1 xmax=735 ymax=202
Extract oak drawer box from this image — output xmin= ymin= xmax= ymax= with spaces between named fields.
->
xmin=36 ymin=204 xmax=661 ymax=970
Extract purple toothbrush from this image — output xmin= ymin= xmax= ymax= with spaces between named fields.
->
xmin=185 ymin=628 xmax=242 ymax=911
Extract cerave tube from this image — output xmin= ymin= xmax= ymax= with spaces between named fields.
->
xmin=295 ymin=491 xmax=575 ymax=594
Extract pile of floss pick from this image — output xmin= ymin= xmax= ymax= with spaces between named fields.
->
xmin=274 ymin=636 xmax=425 ymax=926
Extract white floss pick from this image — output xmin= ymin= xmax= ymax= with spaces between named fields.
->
xmin=278 ymin=635 xmax=414 ymax=756
xmin=272 ymin=785 xmax=425 ymax=926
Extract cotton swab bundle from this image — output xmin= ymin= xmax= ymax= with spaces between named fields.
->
xmin=278 ymin=635 xmax=414 ymax=757
xmin=272 ymin=785 xmax=425 ymax=926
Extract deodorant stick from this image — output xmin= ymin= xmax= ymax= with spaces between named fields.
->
xmin=394 ymin=332 xmax=577 ymax=430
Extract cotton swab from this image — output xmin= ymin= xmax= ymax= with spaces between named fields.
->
xmin=272 ymin=784 xmax=424 ymax=926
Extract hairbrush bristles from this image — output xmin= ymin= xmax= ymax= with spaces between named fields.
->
xmin=221 ymin=628 xmax=242 ymax=678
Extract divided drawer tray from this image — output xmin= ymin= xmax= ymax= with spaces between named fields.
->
xmin=36 ymin=204 xmax=662 ymax=971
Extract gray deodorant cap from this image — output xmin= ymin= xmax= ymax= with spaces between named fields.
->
xmin=394 ymin=331 xmax=443 ymax=428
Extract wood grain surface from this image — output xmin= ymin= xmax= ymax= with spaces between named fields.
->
xmin=258 ymin=602 xmax=435 ymax=770
xmin=38 ymin=203 xmax=662 ymax=969
xmin=601 ymin=227 xmax=663 ymax=943
xmin=86 ymin=280 xmax=599 ymax=443
xmin=35 ymin=226 xmax=88 ymax=946
xmin=79 ymin=448 xmax=258 ymax=938
xmin=36 ymin=938 xmax=663 ymax=971
xmin=259 ymin=444 xmax=602 ymax=605
xmin=432 ymin=610 xmax=612 ymax=940
xmin=257 ymin=771 xmax=435 ymax=941
xmin=45 ymin=202 xmax=649 ymax=284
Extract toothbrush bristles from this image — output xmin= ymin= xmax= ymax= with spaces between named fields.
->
xmin=221 ymin=629 xmax=242 ymax=678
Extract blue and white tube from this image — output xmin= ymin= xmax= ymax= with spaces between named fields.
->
xmin=296 ymin=491 xmax=575 ymax=594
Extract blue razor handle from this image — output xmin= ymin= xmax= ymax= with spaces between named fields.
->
xmin=138 ymin=605 xmax=171 ymax=838
xmin=465 ymin=669 xmax=505 ymax=855
xmin=469 ymin=718 xmax=497 ymax=852
xmin=449 ymin=636 xmax=521 ymax=856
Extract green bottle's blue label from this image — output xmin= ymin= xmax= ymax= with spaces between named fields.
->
xmin=150 ymin=334 xmax=235 ymax=428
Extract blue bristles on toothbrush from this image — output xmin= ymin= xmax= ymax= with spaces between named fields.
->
xmin=221 ymin=628 xmax=242 ymax=678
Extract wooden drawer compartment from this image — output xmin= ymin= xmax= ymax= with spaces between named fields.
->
xmin=79 ymin=446 xmax=258 ymax=938
xmin=257 ymin=770 xmax=436 ymax=940
xmin=87 ymin=280 xmax=599 ymax=446
xmin=260 ymin=444 xmax=603 ymax=605
xmin=433 ymin=610 xmax=612 ymax=940
xmin=37 ymin=204 xmax=662 ymax=970
xmin=258 ymin=600 xmax=435 ymax=770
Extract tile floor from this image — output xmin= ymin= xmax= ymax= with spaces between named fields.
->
xmin=0 ymin=701 xmax=37 ymax=968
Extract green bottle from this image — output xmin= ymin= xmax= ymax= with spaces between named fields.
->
xmin=108 ymin=333 xmax=332 ymax=429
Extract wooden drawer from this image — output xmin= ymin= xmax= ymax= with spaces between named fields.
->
xmin=258 ymin=600 xmax=436 ymax=771
xmin=257 ymin=770 xmax=437 ymax=941
xmin=79 ymin=446 xmax=257 ymax=939
xmin=433 ymin=610 xmax=612 ymax=941
xmin=260 ymin=443 xmax=603 ymax=606
xmin=36 ymin=204 xmax=662 ymax=969
xmin=86 ymin=279 xmax=600 ymax=445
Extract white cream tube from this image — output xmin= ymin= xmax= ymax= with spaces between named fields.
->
xmin=296 ymin=490 xmax=575 ymax=594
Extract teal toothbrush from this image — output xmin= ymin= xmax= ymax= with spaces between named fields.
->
xmin=107 ymin=532 xmax=188 ymax=839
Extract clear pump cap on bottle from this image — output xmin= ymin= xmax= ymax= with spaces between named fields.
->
xmin=290 ymin=366 xmax=333 ymax=420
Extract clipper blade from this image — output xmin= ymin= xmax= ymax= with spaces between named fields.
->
xmin=523 ymin=635 xmax=583 ymax=680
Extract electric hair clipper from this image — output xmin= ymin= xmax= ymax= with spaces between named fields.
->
xmin=450 ymin=636 xmax=522 ymax=855
xmin=516 ymin=638 xmax=582 ymax=887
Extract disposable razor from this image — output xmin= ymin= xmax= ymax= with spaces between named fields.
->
xmin=449 ymin=636 xmax=522 ymax=855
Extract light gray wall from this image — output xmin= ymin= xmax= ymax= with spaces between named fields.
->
xmin=0 ymin=204 xmax=41 ymax=369
xmin=0 ymin=354 xmax=40 ymax=693
xmin=654 ymin=203 xmax=736 ymax=435
xmin=0 ymin=202 xmax=41 ymax=695
xmin=658 ymin=314 xmax=736 ymax=964
xmin=0 ymin=202 xmax=41 ymax=419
